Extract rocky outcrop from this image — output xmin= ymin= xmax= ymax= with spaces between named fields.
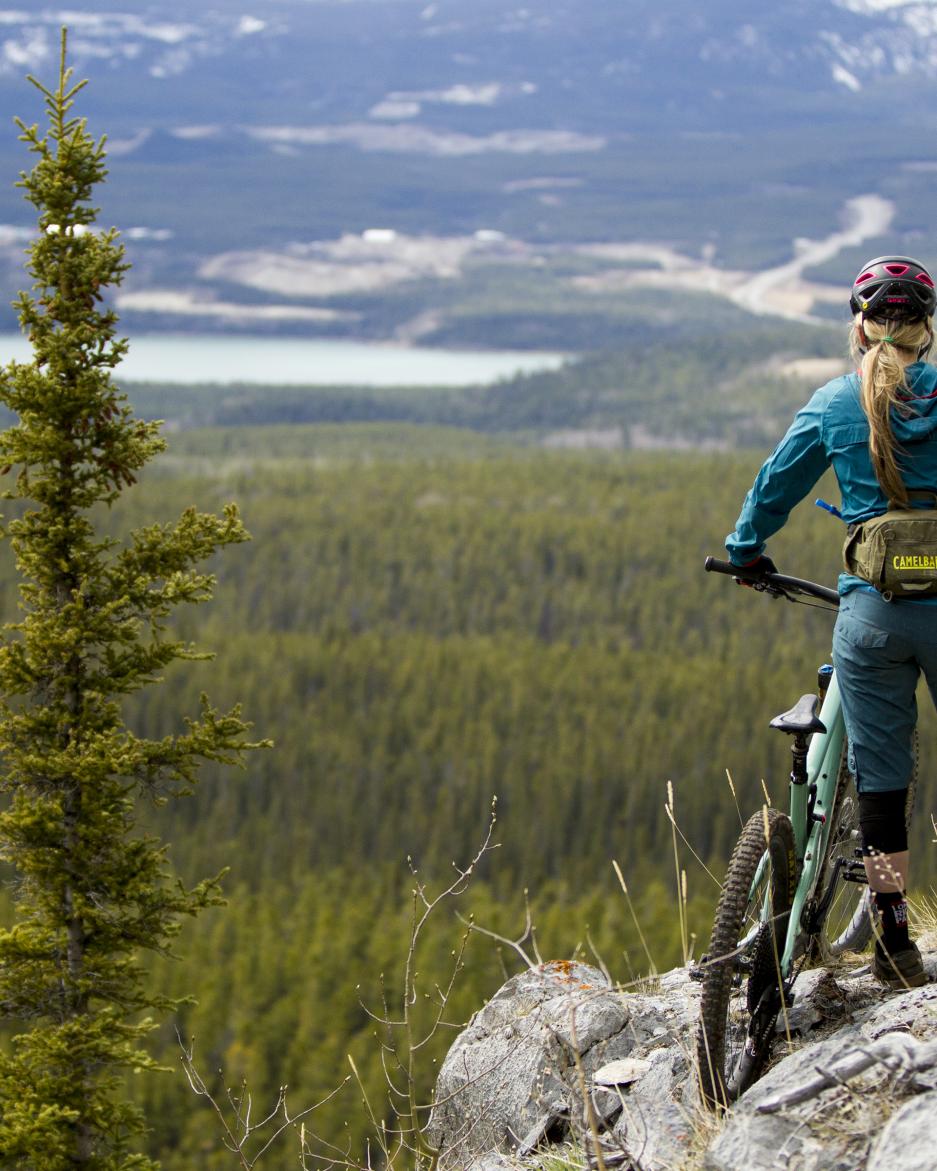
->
xmin=428 ymin=950 xmax=937 ymax=1170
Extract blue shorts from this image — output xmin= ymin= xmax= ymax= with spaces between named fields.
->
xmin=832 ymin=588 xmax=937 ymax=793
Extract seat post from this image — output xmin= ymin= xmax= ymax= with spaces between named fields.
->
xmin=770 ymin=694 xmax=825 ymax=848
xmin=789 ymin=734 xmax=810 ymax=787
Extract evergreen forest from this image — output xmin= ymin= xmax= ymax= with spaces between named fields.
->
xmin=1 ymin=406 xmax=929 ymax=1168
xmin=4 ymin=17 xmax=937 ymax=1170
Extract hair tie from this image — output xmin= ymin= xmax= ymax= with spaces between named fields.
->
xmin=881 ymin=335 xmax=897 ymax=344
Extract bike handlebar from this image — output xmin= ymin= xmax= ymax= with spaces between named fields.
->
xmin=704 ymin=556 xmax=840 ymax=607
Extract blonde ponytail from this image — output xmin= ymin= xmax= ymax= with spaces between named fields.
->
xmin=849 ymin=314 xmax=933 ymax=507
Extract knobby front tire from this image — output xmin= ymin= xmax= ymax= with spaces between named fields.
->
xmin=697 ymin=808 xmax=797 ymax=1111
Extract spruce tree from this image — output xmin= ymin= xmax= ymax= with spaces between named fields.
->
xmin=0 ymin=33 xmax=262 ymax=1169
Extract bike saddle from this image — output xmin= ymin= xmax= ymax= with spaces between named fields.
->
xmin=769 ymin=694 xmax=826 ymax=736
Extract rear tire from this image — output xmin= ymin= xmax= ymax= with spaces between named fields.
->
xmin=816 ymin=755 xmax=870 ymax=956
xmin=696 ymin=808 xmax=797 ymax=1111
xmin=816 ymin=735 xmax=918 ymax=958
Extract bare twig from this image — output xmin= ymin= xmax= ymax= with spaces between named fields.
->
xmin=457 ymin=887 xmax=539 ymax=971
xmin=181 ymin=805 xmax=501 ymax=1170
xmin=178 ymin=1034 xmax=348 ymax=1169
xmin=757 ymin=1033 xmax=937 ymax=1114
xmin=357 ymin=799 xmax=500 ymax=1169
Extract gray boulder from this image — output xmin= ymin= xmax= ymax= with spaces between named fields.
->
xmin=704 ymin=968 xmax=937 ymax=1171
xmin=868 ymin=1091 xmax=937 ymax=1171
xmin=427 ymin=960 xmax=701 ymax=1170
xmin=427 ymin=961 xmax=628 ymax=1167
xmin=429 ymin=948 xmax=937 ymax=1171
xmin=702 ymin=1026 xmax=868 ymax=1171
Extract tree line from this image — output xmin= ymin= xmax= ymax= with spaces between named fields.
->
xmin=117 ymin=313 xmax=842 ymax=444
xmin=0 ymin=39 xmax=901 ymax=1171
xmin=2 ymin=432 xmax=927 ymax=1168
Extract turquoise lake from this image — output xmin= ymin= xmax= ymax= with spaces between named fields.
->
xmin=0 ymin=333 xmax=569 ymax=387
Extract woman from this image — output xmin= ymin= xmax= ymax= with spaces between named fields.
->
xmin=727 ymin=255 xmax=937 ymax=989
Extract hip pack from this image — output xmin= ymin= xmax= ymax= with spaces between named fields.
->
xmin=843 ymin=491 xmax=937 ymax=598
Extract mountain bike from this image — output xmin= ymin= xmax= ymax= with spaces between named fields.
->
xmin=694 ymin=557 xmax=915 ymax=1111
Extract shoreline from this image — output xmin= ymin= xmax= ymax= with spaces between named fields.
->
xmin=0 ymin=331 xmax=570 ymax=388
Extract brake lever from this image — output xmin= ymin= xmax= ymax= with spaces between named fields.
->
xmin=744 ymin=578 xmax=789 ymax=601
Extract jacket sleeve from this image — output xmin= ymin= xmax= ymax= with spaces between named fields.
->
xmin=726 ymin=390 xmax=831 ymax=566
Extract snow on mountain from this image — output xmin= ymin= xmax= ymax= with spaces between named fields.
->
xmin=0 ymin=8 xmax=252 ymax=78
xmin=2 ymin=0 xmax=937 ymax=324
xmin=0 ymin=1 xmax=935 ymax=95
xmin=1 ymin=1 xmax=937 ymax=114
xmin=835 ymin=0 xmax=937 ymax=13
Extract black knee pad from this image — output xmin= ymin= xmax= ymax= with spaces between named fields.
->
xmin=858 ymin=788 xmax=909 ymax=856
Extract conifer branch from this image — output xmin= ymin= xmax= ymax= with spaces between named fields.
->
xmin=0 ymin=30 xmax=264 ymax=1167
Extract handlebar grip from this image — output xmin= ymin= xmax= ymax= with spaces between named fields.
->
xmin=704 ymin=555 xmax=752 ymax=577
xmin=704 ymin=555 xmax=840 ymax=606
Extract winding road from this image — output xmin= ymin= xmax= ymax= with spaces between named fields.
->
xmin=731 ymin=194 xmax=895 ymax=321
xmin=576 ymin=193 xmax=896 ymax=324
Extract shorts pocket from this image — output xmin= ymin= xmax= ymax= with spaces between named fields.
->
xmin=834 ymin=614 xmax=889 ymax=650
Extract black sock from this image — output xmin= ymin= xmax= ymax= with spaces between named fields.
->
xmin=874 ymin=891 xmax=911 ymax=954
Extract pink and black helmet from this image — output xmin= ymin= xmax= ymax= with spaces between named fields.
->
xmin=850 ymin=255 xmax=937 ymax=321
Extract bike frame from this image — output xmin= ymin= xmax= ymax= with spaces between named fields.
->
xmin=779 ymin=669 xmax=846 ymax=974
xmin=697 ymin=556 xmax=872 ymax=1105
xmin=741 ymin=671 xmax=846 ymax=976
xmin=703 ymin=556 xmax=850 ymax=980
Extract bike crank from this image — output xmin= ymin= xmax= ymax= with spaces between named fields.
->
xmin=726 ymin=982 xmax=791 ymax=1100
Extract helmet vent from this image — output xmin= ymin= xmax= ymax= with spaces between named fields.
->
xmin=849 ymin=255 xmax=937 ymax=320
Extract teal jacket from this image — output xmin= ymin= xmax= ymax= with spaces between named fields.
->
xmin=726 ymin=361 xmax=937 ymax=594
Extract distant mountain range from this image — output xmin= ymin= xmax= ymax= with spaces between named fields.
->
xmin=1 ymin=0 xmax=937 ymax=343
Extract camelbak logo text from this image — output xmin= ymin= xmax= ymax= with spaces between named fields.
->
xmin=893 ymin=555 xmax=937 ymax=571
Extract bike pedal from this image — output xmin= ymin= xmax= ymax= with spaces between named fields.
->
xmin=842 ymin=860 xmax=868 ymax=884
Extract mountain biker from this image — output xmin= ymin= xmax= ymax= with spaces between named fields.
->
xmin=726 ymin=255 xmax=937 ymax=990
